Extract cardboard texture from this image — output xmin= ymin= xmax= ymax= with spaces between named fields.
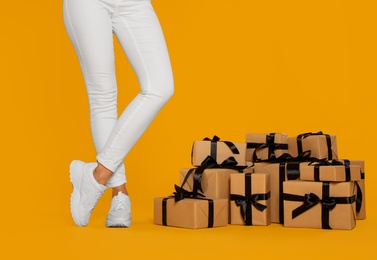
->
xmin=337 ymin=160 xmax=366 ymax=220
xmin=288 ymin=134 xmax=338 ymax=160
xmin=252 ymin=162 xmax=311 ymax=223
xmin=180 ymin=168 xmax=239 ymax=199
xmin=154 ymin=197 xmax=228 ymax=229
xmin=246 ymin=133 xmax=288 ymax=162
xmin=299 ymin=164 xmax=362 ymax=181
xmin=283 ymin=181 xmax=356 ymax=230
xmin=242 ymin=167 xmax=254 ymax=174
xmin=191 ymin=140 xmax=247 ymax=166
xmin=230 ymin=173 xmax=271 ymax=226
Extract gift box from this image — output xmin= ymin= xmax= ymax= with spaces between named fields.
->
xmin=336 ymin=159 xmax=366 ymax=220
xmin=283 ymin=180 xmax=356 ymax=230
xmin=288 ymin=132 xmax=338 ymax=160
xmin=191 ymin=136 xmax=247 ymax=166
xmin=154 ymin=197 xmax=228 ymax=229
xmin=230 ymin=173 xmax=271 ymax=226
xmin=180 ymin=168 xmax=240 ymax=200
xmin=246 ymin=133 xmax=288 ymax=163
xmin=252 ymin=161 xmax=311 ymax=223
xmin=299 ymin=161 xmax=362 ymax=182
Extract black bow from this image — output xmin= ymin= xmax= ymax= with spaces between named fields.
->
xmin=172 ymin=184 xmax=204 ymax=202
xmin=290 ymin=193 xmax=338 ymax=219
xmin=230 ymin=193 xmax=270 ymax=225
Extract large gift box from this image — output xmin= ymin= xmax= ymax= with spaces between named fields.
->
xmin=288 ymin=132 xmax=338 ymax=160
xmin=191 ymin=136 xmax=247 ymax=166
xmin=298 ymin=161 xmax=362 ymax=181
xmin=246 ymin=133 xmax=288 ymax=163
xmin=283 ymin=180 xmax=356 ymax=230
xmin=336 ymin=159 xmax=366 ymax=220
xmin=154 ymin=196 xmax=228 ymax=229
xmin=230 ymin=173 xmax=271 ymax=226
xmin=252 ymin=161 xmax=311 ymax=223
xmin=180 ymin=168 xmax=240 ymax=199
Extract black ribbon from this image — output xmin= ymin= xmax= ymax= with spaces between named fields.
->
xmin=254 ymin=151 xmax=322 ymax=164
xmin=230 ymin=173 xmax=270 ymax=225
xmin=278 ymin=161 xmax=306 ymax=224
xmin=162 ymin=185 xmax=214 ymax=228
xmin=296 ymin=131 xmax=333 ymax=160
xmin=203 ymin=135 xmax=239 ymax=161
xmin=283 ymin=182 xmax=356 ymax=229
xmin=343 ymin=159 xmax=363 ymax=213
xmin=172 ymin=184 xmax=204 ymax=202
xmin=181 ymin=156 xmax=246 ymax=195
xmin=247 ymin=133 xmax=288 ymax=161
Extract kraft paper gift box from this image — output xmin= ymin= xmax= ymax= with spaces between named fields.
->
xmin=336 ymin=159 xmax=366 ymax=220
xmin=288 ymin=132 xmax=338 ymax=160
xmin=191 ymin=136 xmax=247 ymax=166
xmin=180 ymin=168 xmax=240 ymax=199
xmin=283 ymin=180 xmax=356 ymax=230
xmin=246 ymin=133 xmax=288 ymax=163
xmin=298 ymin=162 xmax=362 ymax=182
xmin=154 ymin=197 xmax=228 ymax=229
xmin=230 ymin=173 xmax=271 ymax=226
xmin=252 ymin=161 xmax=311 ymax=223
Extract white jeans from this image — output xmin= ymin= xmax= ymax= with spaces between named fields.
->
xmin=63 ymin=0 xmax=174 ymax=187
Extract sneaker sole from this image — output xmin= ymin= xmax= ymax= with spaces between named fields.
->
xmin=106 ymin=218 xmax=131 ymax=228
xmin=69 ymin=160 xmax=86 ymax=227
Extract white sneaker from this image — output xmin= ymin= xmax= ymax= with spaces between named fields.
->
xmin=69 ymin=160 xmax=107 ymax=226
xmin=106 ymin=191 xmax=132 ymax=228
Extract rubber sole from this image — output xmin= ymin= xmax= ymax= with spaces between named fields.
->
xmin=106 ymin=219 xmax=131 ymax=228
xmin=69 ymin=160 xmax=86 ymax=227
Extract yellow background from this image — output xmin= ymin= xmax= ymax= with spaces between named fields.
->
xmin=1 ymin=0 xmax=376 ymax=259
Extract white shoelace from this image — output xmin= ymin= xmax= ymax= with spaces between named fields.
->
xmin=114 ymin=194 xmax=128 ymax=211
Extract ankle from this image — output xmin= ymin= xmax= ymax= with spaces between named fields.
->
xmin=112 ymin=185 xmax=128 ymax=197
xmin=93 ymin=163 xmax=112 ymax=185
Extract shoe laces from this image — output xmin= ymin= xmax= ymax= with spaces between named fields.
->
xmin=114 ymin=194 xmax=128 ymax=211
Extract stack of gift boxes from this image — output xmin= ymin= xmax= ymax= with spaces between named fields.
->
xmin=154 ymin=132 xmax=366 ymax=230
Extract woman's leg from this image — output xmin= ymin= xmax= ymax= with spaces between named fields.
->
xmin=95 ymin=0 xmax=174 ymax=174
xmin=63 ymin=0 xmax=127 ymax=189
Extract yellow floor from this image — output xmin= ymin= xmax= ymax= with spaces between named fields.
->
xmin=5 ymin=190 xmax=375 ymax=260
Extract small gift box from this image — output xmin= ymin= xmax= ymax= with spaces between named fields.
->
xmin=288 ymin=132 xmax=338 ymax=160
xmin=230 ymin=173 xmax=271 ymax=226
xmin=191 ymin=135 xmax=247 ymax=166
xmin=252 ymin=161 xmax=311 ymax=223
xmin=299 ymin=160 xmax=362 ymax=181
xmin=283 ymin=180 xmax=356 ymax=230
xmin=246 ymin=133 xmax=288 ymax=163
xmin=180 ymin=168 xmax=239 ymax=200
xmin=154 ymin=187 xmax=229 ymax=229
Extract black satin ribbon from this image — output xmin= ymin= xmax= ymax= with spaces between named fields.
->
xmin=247 ymin=133 xmax=288 ymax=161
xmin=309 ymin=159 xmax=351 ymax=181
xmin=296 ymin=131 xmax=333 ymax=160
xmin=181 ymin=156 xmax=246 ymax=194
xmin=172 ymin=184 xmax=205 ymax=202
xmin=203 ymin=135 xmax=240 ymax=161
xmin=230 ymin=173 xmax=270 ymax=225
xmin=162 ymin=185 xmax=214 ymax=228
xmin=343 ymin=159 xmax=363 ymax=213
xmin=254 ymin=151 xmax=321 ymax=164
xmin=283 ymin=182 xmax=356 ymax=229
xmin=278 ymin=161 xmax=305 ymax=224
